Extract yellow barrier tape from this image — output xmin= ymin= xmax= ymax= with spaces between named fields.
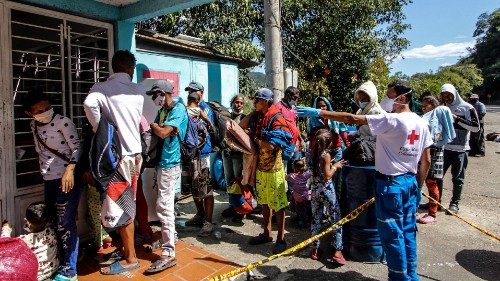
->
xmin=421 ymin=192 xmax=500 ymax=241
xmin=209 ymin=197 xmax=375 ymax=281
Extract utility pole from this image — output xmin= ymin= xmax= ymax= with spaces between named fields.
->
xmin=264 ymin=0 xmax=284 ymax=103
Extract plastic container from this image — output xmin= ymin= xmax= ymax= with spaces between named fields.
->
xmin=341 ymin=165 xmax=385 ymax=263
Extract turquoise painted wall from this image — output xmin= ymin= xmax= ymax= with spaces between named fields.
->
xmin=135 ymin=50 xmax=239 ymax=108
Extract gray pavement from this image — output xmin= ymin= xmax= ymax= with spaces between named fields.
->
xmin=177 ymin=105 xmax=500 ymax=281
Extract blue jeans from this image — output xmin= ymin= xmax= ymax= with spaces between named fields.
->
xmin=44 ymin=179 xmax=81 ymax=276
xmin=375 ymin=172 xmax=419 ymax=281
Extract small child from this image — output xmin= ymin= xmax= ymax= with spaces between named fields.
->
xmin=186 ymin=92 xmax=214 ymax=129
xmin=286 ymin=158 xmax=312 ymax=227
xmin=309 ymin=128 xmax=346 ymax=265
xmin=1 ymin=203 xmax=60 ymax=281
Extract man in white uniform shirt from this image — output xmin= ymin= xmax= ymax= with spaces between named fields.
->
xmin=84 ymin=50 xmax=144 ymax=275
xmin=297 ymin=89 xmax=432 ymax=281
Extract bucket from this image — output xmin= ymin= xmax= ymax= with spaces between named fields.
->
xmin=341 ymin=165 xmax=385 ymax=263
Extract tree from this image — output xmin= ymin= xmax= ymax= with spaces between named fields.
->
xmin=403 ymin=63 xmax=483 ymax=99
xmin=468 ymin=8 xmax=500 ymax=101
xmin=138 ymin=0 xmax=411 ymax=110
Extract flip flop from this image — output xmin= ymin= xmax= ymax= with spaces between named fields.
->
xmin=101 ymin=260 xmax=140 ymax=275
xmin=145 ymin=257 xmax=177 ymax=274
xmin=103 ymin=249 xmax=123 ymax=261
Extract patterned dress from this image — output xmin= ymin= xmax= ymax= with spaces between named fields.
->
xmin=310 ymin=150 xmax=343 ymax=250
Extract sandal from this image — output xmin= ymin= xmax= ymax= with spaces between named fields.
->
xmin=103 ymin=249 xmax=123 ymax=261
xmin=248 ymin=233 xmax=273 ymax=245
xmin=145 ymin=257 xmax=177 ymax=274
xmin=328 ymin=252 xmax=346 ymax=266
xmin=310 ymin=248 xmax=321 ymax=260
xmin=101 ymin=260 xmax=140 ymax=275
xmin=272 ymin=240 xmax=287 ymax=254
xmin=145 ymin=239 xmax=162 ymax=253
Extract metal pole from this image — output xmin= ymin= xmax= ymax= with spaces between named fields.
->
xmin=264 ymin=0 xmax=284 ymax=103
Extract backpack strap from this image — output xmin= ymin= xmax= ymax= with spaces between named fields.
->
xmin=34 ymin=124 xmax=71 ymax=163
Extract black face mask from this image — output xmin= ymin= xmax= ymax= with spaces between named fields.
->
xmin=470 ymin=99 xmax=478 ymax=104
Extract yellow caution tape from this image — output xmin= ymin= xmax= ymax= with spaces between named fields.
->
xmin=209 ymin=197 xmax=375 ymax=281
xmin=421 ymin=192 xmax=500 ymax=241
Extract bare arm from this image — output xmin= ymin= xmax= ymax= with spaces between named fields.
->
xmin=417 ymin=147 xmax=431 ymax=188
xmin=151 ymin=123 xmax=176 ymax=139
xmin=200 ymin=110 xmax=214 ymax=129
xmin=320 ymin=111 xmax=368 ymax=125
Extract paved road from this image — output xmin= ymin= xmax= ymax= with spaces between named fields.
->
xmin=177 ymin=107 xmax=500 ymax=281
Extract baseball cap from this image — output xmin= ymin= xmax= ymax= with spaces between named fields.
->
xmin=146 ymin=80 xmax=174 ymax=95
xmin=253 ymin=88 xmax=274 ymax=101
xmin=184 ymin=81 xmax=204 ymax=92
xmin=469 ymin=93 xmax=479 ymax=99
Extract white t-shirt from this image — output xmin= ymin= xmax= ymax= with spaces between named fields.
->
xmin=366 ymin=112 xmax=433 ymax=175
xmin=84 ymin=73 xmax=145 ymax=155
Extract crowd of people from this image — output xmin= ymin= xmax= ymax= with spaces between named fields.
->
xmin=0 ymin=49 xmax=491 ymax=281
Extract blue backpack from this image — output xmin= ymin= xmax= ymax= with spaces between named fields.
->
xmin=89 ymin=117 xmax=121 ymax=193
xmin=179 ymin=114 xmax=207 ymax=163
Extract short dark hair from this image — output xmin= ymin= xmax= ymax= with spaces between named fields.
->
xmin=25 ymin=202 xmax=47 ymax=232
xmin=22 ymin=90 xmax=50 ymax=112
xmin=112 ymin=50 xmax=136 ymax=73
xmin=293 ymin=158 xmax=307 ymax=172
xmin=422 ymin=95 xmax=439 ymax=109
xmin=285 ymin=86 xmax=299 ymax=97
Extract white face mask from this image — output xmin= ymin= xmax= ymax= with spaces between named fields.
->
xmin=33 ymin=108 xmax=54 ymax=123
xmin=380 ymin=96 xmax=395 ymax=112
xmin=153 ymin=95 xmax=165 ymax=106
xmin=358 ymin=101 xmax=369 ymax=110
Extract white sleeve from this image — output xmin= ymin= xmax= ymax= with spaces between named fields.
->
xmin=366 ymin=114 xmax=395 ymax=135
xmin=83 ymin=86 xmax=104 ymax=132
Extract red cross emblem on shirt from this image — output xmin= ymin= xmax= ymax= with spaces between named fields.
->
xmin=407 ymin=130 xmax=420 ymax=145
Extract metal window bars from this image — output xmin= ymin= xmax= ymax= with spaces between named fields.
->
xmin=10 ymin=10 xmax=111 ymax=189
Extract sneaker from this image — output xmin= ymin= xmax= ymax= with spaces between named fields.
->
xmin=185 ymin=214 xmax=204 ymax=227
xmin=417 ymin=214 xmax=436 ymax=224
xmin=446 ymin=205 xmax=459 ymax=215
xmin=53 ymin=274 xmax=78 ymax=281
xmin=272 ymin=240 xmax=287 ymax=254
xmin=198 ymin=221 xmax=214 ymax=237
xmin=248 ymin=233 xmax=273 ymax=245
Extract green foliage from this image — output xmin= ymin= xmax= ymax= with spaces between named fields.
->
xmin=367 ymin=56 xmax=391 ymax=101
xmin=137 ymin=0 xmax=411 ymax=110
xmin=467 ymin=8 xmax=500 ymax=101
xmin=400 ymin=63 xmax=483 ymax=99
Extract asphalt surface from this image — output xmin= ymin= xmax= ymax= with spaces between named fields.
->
xmin=177 ymin=105 xmax=500 ymax=281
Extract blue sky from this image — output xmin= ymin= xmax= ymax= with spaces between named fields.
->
xmin=390 ymin=0 xmax=499 ymax=76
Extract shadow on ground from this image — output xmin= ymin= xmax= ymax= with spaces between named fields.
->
xmin=455 ymin=249 xmax=500 ymax=281
xmin=250 ymin=265 xmax=379 ymax=281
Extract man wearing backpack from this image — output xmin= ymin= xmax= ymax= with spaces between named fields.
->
xmin=183 ymin=81 xmax=216 ymax=237
xmin=146 ymin=80 xmax=188 ymax=273
xmin=84 ymin=50 xmax=144 ymax=275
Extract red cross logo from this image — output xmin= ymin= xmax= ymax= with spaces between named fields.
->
xmin=407 ymin=130 xmax=420 ymax=145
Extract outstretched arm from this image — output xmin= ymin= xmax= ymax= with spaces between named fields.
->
xmin=297 ymin=106 xmax=368 ymax=125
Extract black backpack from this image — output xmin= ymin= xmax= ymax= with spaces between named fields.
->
xmin=207 ymin=101 xmax=231 ymax=151
xmin=342 ymin=136 xmax=376 ymax=166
